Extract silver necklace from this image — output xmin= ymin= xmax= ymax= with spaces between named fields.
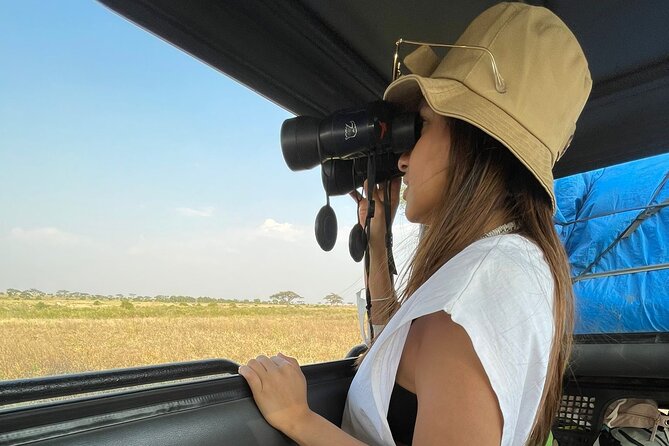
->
xmin=482 ymin=221 xmax=519 ymax=238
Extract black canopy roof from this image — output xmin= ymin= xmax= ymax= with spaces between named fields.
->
xmin=98 ymin=0 xmax=669 ymax=178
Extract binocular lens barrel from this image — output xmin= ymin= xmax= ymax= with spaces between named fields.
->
xmin=322 ymin=153 xmax=402 ymax=196
xmin=280 ymin=116 xmax=322 ymax=171
xmin=280 ymin=101 xmax=421 ymax=194
xmin=321 ymin=159 xmax=363 ymax=196
xmin=281 ymin=107 xmax=382 ymax=172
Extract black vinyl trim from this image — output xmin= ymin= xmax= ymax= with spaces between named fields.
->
xmin=0 ymin=373 xmax=249 ymax=435
xmin=0 ymin=358 xmax=356 ymax=436
xmin=1 ymin=390 xmax=235 ymax=445
xmin=569 ymin=341 xmax=669 ymax=379
xmin=0 ymin=359 xmax=239 ymax=406
xmin=574 ymin=333 xmax=669 ymax=345
xmin=345 ymin=344 xmax=368 ymax=358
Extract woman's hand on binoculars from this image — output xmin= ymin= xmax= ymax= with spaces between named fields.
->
xmin=349 ymin=178 xmax=401 ymax=251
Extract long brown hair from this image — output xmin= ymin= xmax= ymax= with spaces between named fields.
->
xmin=368 ymin=117 xmax=574 ymax=445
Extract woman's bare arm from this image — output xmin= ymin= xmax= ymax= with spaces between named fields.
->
xmin=238 ymin=353 xmax=366 ymax=446
xmin=286 ymin=412 xmax=367 ymax=446
xmin=411 ymin=312 xmax=503 ymax=445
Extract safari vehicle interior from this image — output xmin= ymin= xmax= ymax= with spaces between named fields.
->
xmin=1 ymin=1 xmax=668 ymax=445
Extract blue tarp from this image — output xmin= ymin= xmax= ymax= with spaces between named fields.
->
xmin=554 ymin=153 xmax=669 ymax=334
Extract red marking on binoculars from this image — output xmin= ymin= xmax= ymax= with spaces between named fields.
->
xmin=379 ymin=121 xmax=388 ymax=140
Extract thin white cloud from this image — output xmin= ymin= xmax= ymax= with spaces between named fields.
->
xmin=258 ymin=218 xmax=302 ymax=242
xmin=127 ymin=246 xmax=144 ymax=256
xmin=175 ymin=206 xmax=214 ymax=217
xmin=9 ymin=227 xmax=87 ymax=245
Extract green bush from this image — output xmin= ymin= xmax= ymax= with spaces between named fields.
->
xmin=120 ymin=300 xmax=134 ymax=310
xmin=93 ymin=300 xmax=102 ymax=306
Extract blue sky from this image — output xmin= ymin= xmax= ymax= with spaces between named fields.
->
xmin=0 ymin=1 xmax=418 ymax=303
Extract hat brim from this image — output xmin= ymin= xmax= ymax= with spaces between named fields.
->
xmin=384 ymin=74 xmax=556 ymax=209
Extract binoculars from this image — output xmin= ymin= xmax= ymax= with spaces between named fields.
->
xmin=280 ymin=101 xmax=421 ymax=253
xmin=280 ymin=101 xmax=421 ymax=195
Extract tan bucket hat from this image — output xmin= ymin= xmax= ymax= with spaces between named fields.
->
xmin=384 ymin=2 xmax=592 ymax=209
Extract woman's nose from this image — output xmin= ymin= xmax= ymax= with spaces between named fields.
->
xmin=398 ymin=151 xmax=410 ymax=173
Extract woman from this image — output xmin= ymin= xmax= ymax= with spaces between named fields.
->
xmin=238 ymin=3 xmax=591 ymax=445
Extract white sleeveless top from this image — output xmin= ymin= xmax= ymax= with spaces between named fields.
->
xmin=341 ymin=234 xmax=555 ymax=446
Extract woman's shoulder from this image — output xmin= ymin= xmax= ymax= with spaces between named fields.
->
xmin=461 ymin=233 xmax=552 ymax=284
xmin=446 ymin=233 xmax=555 ymax=347
xmin=470 ymin=232 xmax=544 ymax=256
xmin=441 ymin=233 xmax=554 ymax=312
xmin=405 ymin=233 xmax=554 ymax=320
xmin=448 ymin=233 xmax=545 ymax=263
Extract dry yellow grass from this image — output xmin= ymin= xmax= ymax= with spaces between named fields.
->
xmin=0 ymin=299 xmax=361 ymax=380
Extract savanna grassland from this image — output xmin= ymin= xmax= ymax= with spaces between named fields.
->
xmin=0 ymin=298 xmax=360 ymax=380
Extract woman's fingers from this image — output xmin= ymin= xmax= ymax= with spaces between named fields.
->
xmin=242 ymin=354 xmax=294 ymax=381
xmin=245 ymin=354 xmax=278 ymax=382
xmin=349 ymin=189 xmax=363 ymax=202
xmin=238 ymin=365 xmax=262 ymax=392
xmin=390 ymin=176 xmax=402 ymax=195
xmin=349 ymin=177 xmax=403 ymax=228
xmin=389 ymin=177 xmax=402 ymax=209
xmin=256 ymin=355 xmax=277 ymax=372
xmin=240 ymin=355 xmax=284 ymax=396
xmin=239 ymin=353 xmax=309 ymax=434
xmin=246 ymin=357 xmax=267 ymax=376
xmin=278 ymin=352 xmax=300 ymax=368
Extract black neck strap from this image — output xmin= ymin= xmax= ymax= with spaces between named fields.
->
xmin=384 ymin=179 xmax=397 ymax=281
xmin=364 ymin=154 xmax=376 ymax=340
xmin=362 ymin=154 xmax=398 ymax=342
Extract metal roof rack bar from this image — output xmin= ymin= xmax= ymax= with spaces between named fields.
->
xmin=572 ymin=262 xmax=669 ymax=283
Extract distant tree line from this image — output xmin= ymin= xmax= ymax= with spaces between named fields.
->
xmin=323 ymin=293 xmax=344 ymax=305
xmin=3 ymin=288 xmax=253 ymax=304
xmin=268 ymin=291 xmax=347 ymax=305
xmin=2 ymin=288 xmax=353 ymax=305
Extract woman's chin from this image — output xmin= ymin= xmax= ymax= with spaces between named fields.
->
xmin=405 ymin=207 xmax=432 ymax=225
xmin=404 ymin=206 xmax=420 ymax=224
